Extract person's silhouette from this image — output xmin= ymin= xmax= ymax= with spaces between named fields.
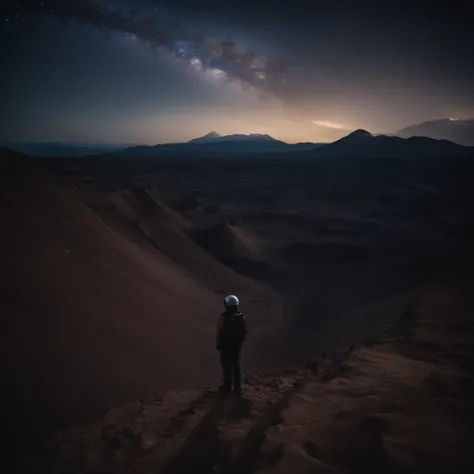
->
xmin=216 ymin=295 xmax=247 ymax=394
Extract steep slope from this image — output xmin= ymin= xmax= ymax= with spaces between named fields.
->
xmin=0 ymin=154 xmax=281 ymax=447
xmin=191 ymin=222 xmax=273 ymax=280
xmin=192 ymin=222 xmax=262 ymax=262
xmin=95 ymin=189 xmax=277 ymax=305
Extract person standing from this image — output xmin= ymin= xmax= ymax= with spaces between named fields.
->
xmin=216 ymin=295 xmax=247 ymax=394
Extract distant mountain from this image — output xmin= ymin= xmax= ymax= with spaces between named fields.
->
xmin=120 ymin=133 xmax=322 ymax=157
xmin=188 ymin=132 xmax=279 ymax=144
xmin=396 ymin=118 xmax=474 ymax=146
xmin=3 ymin=142 xmax=130 ymax=158
xmin=312 ymin=129 xmax=472 ymax=159
xmin=6 ymin=129 xmax=471 ymax=160
xmin=115 ymin=128 xmax=471 ymax=159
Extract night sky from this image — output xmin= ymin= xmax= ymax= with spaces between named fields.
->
xmin=1 ymin=0 xmax=473 ymax=144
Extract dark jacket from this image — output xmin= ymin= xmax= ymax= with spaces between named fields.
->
xmin=216 ymin=308 xmax=247 ymax=350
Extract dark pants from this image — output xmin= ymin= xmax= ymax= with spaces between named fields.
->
xmin=220 ymin=345 xmax=242 ymax=392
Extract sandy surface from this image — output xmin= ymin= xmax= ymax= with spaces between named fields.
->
xmin=2 ymin=148 xmax=473 ymax=469
xmin=23 ymin=279 xmax=474 ymax=474
xmin=1 ymin=153 xmax=280 ymax=449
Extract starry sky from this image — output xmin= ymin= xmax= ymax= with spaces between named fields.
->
xmin=1 ymin=0 xmax=473 ymax=144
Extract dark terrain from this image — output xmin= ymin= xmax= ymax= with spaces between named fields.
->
xmin=2 ymin=137 xmax=474 ymax=471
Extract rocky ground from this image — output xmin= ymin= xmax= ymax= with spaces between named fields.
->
xmin=21 ymin=279 xmax=474 ymax=474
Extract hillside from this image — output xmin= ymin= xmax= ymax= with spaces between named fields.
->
xmin=1 ymin=154 xmax=281 ymax=452
xmin=21 ymin=278 xmax=474 ymax=474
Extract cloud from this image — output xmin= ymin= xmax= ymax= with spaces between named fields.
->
xmin=312 ymin=120 xmax=346 ymax=129
xmin=18 ymin=0 xmax=288 ymax=96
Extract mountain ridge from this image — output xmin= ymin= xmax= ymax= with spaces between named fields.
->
xmin=4 ymin=127 xmax=473 ymax=160
xmin=121 ymin=128 xmax=472 ymax=158
xmin=119 ymin=133 xmax=320 ymax=157
xmin=188 ymin=132 xmax=278 ymax=144
xmin=396 ymin=118 xmax=474 ymax=146
xmin=311 ymin=128 xmax=472 ymax=159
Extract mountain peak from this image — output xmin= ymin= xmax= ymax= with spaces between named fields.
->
xmin=349 ymin=129 xmax=372 ymax=137
xmin=188 ymin=131 xmax=221 ymax=144
xmin=332 ymin=129 xmax=373 ymax=145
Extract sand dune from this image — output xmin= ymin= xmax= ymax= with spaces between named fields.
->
xmin=0 ymin=156 xmax=281 ymax=449
xmin=109 ymin=187 xmax=190 ymax=229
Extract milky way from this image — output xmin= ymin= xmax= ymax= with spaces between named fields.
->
xmin=11 ymin=0 xmax=287 ymax=96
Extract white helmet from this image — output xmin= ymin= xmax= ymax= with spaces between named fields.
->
xmin=224 ymin=294 xmax=239 ymax=308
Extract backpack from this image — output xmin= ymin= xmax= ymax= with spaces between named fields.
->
xmin=221 ymin=311 xmax=247 ymax=345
